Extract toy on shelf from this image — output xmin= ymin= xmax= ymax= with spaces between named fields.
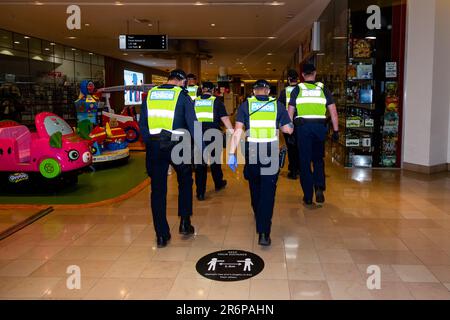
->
xmin=75 ymin=81 xmax=130 ymax=167
xmin=0 ymin=112 xmax=92 ymax=189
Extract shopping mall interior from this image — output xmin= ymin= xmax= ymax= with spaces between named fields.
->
xmin=0 ymin=0 xmax=449 ymax=301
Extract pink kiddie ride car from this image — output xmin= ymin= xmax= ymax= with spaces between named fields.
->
xmin=0 ymin=112 xmax=92 ymax=188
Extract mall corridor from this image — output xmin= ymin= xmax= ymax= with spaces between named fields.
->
xmin=0 ymin=161 xmax=449 ymax=300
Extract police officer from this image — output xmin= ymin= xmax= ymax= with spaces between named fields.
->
xmin=288 ymin=64 xmax=339 ymax=206
xmin=228 ymin=80 xmax=294 ymax=246
xmin=278 ymin=69 xmax=300 ymax=180
xmin=139 ymin=69 xmax=197 ymax=248
xmin=194 ymin=81 xmax=234 ymax=201
xmin=186 ymin=74 xmax=202 ymax=100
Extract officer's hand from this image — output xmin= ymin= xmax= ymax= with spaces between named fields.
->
xmin=332 ymin=131 xmax=340 ymax=142
xmin=227 ymin=154 xmax=238 ymax=172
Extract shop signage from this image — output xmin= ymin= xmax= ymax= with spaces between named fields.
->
xmin=386 ymin=62 xmax=397 ymax=78
xmin=346 ymin=138 xmax=360 ymax=147
xmin=196 ymin=250 xmax=264 ymax=282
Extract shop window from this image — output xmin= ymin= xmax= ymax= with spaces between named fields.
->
xmin=0 ymin=30 xmax=12 ymax=49
xmin=64 ymin=47 xmax=75 ymax=61
xmin=28 ymin=37 xmax=42 ymax=54
xmin=54 ymin=44 xmax=64 ymax=59
xmin=13 ymin=33 xmax=28 ymax=52
xmin=42 ymin=41 xmax=54 ymax=56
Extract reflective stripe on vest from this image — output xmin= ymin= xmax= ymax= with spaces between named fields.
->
xmin=146 ymin=86 xmax=183 ymax=135
xmin=248 ymin=97 xmax=278 ymax=143
xmin=187 ymin=86 xmax=198 ymax=100
xmin=286 ymin=86 xmax=296 ymax=109
xmin=194 ymin=96 xmax=215 ymax=123
xmin=295 ymin=82 xmax=327 ymax=119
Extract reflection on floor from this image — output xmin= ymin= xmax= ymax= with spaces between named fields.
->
xmin=0 ymin=161 xmax=449 ymax=300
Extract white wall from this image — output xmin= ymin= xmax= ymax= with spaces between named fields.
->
xmin=403 ymin=0 xmax=450 ymax=167
xmin=430 ymin=0 xmax=450 ymax=166
xmin=403 ymin=0 xmax=436 ymax=166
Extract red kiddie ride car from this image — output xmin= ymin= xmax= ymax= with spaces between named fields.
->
xmin=0 ymin=112 xmax=92 ymax=188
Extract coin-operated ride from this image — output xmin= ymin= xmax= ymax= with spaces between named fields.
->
xmin=0 ymin=113 xmax=92 ymax=190
xmin=75 ymin=80 xmax=130 ymax=168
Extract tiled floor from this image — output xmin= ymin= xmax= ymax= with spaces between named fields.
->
xmin=0 ymin=161 xmax=450 ymax=300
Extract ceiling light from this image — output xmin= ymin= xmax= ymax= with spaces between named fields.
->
xmin=89 ymin=52 xmax=94 ymax=55
xmin=85 ymin=23 xmax=90 ymax=27
xmin=267 ymin=62 xmax=272 ymax=65
xmin=71 ymin=48 xmax=76 ymax=51
xmin=220 ymin=37 xmax=227 ymax=40
xmin=44 ymin=48 xmax=50 ymax=51
xmin=14 ymin=41 xmax=20 ymax=44
xmin=68 ymin=36 xmax=77 ymax=40
xmin=50 ymin=42 xmax=56 ymax=46
xmin=148 ymin=23 xmax=153 ymax=27
xmin=123 ymin=53 xmax=128 ymax=56
xmin=115 ymin=1 xmax=124 ymax=6
xmin=210 ymin=23 xmax=216 ymax=27
xmin=34 ymin=1 xmax=43 ymax=5
xmin=267 ymin=53 xmax=273 ymax=56
xmin=194 ymin=1 xmax=204 ymax=5
xmin=24 ymin=36 xmax=30 ymax=39
xmin=365 ymin=36 xmax=377 ymax=40
xmin=270 ymin=1 xmax=283 ymax=5
xmin=267 ymin=36 xmax=276 ymax=39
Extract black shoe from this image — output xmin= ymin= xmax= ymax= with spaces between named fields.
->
xmin=156 ymin=233 xmax=171 ymax=248
xmin=287 ymin=172 xmax=297 ymax=180
xmin=179 ymin=217 xmax=195 ymax=236
xmin=303 ymin=198 xmax=313 ymax=206
xmin=215 ymin=180 xmax=227 ymax=191
xmin=258 ymin=233 xmax=272 ymax=246
xmin=197 ymin=194 xmax=205 ymax=201
xmin=315 ymin=188 xmax=325 ymax=204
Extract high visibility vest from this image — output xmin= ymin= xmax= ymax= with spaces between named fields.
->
xmin=248 ymin=97 xmax=278 ymax=143
xmin=295 ymin=82 xmax=327 ymax=119
xmin=146 ymin=86 xmax=183 ymax=135
xmin=187 ymin=85 xmax=199 ymax=100
xmin=194 ymin=96 xmax=215 ymax=123
xmin=285 ymin=85 xmax=296 ymax=109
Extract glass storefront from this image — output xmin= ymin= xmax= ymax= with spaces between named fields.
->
xmin=0 ymin=29 xmax=105 ymax=127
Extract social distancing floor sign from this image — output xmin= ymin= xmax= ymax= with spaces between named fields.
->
xmin=196 ymin=250 xmax=264 ymax=282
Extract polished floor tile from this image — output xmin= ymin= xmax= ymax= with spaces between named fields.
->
xmin=289 ymin=280 xmax=332 ymax=300
xmin=1 ymin=160 xmax=449 ymax=300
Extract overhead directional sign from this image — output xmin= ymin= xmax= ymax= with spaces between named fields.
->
xmin=119 ymin=35 xmax=168 ymax=51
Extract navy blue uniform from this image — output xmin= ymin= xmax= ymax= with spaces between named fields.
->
xmin=236 ymin=96 xmax=291 ymax=234
xmin=289 ymin=82 xmax=335 ymax=202
xmin=194 ymin=94 xmax=228 ymax=197
xmin=139 ymin=84 xmax=198 ymax=238
xmin=278 ymin=87 xmax=299 ymax=176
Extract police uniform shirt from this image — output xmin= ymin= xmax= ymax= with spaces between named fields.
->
xmin=139 ymin=84 xmax=198 ymax=143
xmin=288 ymin=81 xmax=335 ymax=110
xmin=197 ymin=94 xmax=228 ymax=130
xmin=236 ymin=95 xmax=292 ymax=131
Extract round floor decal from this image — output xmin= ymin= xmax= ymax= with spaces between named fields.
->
xmin=196 ymin=250 xmax=264 ymax=282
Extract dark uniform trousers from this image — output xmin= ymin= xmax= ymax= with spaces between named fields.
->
xmin=244 ymin=142 xmax=279 ymax=234
xmin=146 ymin=138 xmax=193 ymax=238
xmin=283 ymin=129 xmax=299 ymax=174
xmin=296 ymin=122 xmax=327 ymax=201
xmin=194 ymin=142 xmax=224 ymax=196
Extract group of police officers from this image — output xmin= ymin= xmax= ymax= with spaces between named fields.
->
xmin=139 ymin=65 xmax=339 ymax=248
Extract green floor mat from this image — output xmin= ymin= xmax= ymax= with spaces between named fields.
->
xmin=0 ymin=152 xmax=148 ymax=205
